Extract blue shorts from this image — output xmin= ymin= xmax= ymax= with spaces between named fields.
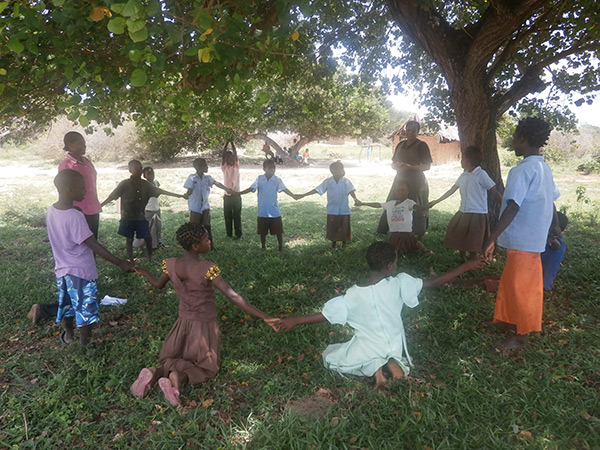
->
xmin=55 ymin=275 xmax=99 ymax=327
xmin=118 ymin=219 xmax=151 ymax=239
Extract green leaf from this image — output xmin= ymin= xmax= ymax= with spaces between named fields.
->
xmin=107 ymin=17 xmax=126 ymax=34
xmin=0 ymin=2 xmax=9 ymax=15
xmin=66 ymin=110 xmax=79 ymax=121
xmin=52 ymin=0 xmax=65 ymax=6
xmin=145 ymin=0 xmax=160 ymax=17
xmin=128 ymin=26 xmax=148 ymax=43
xmin=69 ymin=94 xmax=82 ymax=105
xmin=79 ymin=115 xmax=90 ymax=127
xmin=130 ymin=68 xmax=147 ymax=87
xmin=86 ymin=107 xmax=99 ymax=120
xmin=233 ymin=73 xmax=240 ymax=84
xmin=0 ymin=84 xmax=4 ymax=96
xmin=6 ymin=38 xmax=24 ymax=54
xmin=184 ymin=46 xmax=199 ymax=57
xmin=0 ymin=68 xmax=5 ymax=75
xmin=110 ymin=3 xmax=126 ymax=14
xmin=122 ymin=0 xmax=140 ymax=18
xmin=126 ymin=18 xmax=145 ymax=33
xmin=128 ymin=49 xmax=143 ymax=62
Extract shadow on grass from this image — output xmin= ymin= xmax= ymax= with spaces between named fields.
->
xmin=1 ymin=201 xmax=599 ymax=448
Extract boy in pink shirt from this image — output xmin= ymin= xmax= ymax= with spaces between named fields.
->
xmin=220 ymin=141 xmax=243 ymax=240
xmin=47 ymin=170 xmax=133 ymax=347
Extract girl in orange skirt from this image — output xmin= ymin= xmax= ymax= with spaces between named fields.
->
xmin=483 ymin=118 xmax=560 ymax=350
xmin=131 ymin=223 xmax=277 ymax=406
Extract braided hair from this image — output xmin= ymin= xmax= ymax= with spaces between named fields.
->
xmin=366 ymin=241 xmax=397 ymax=271
xmin=176 ymin=222 xmax=207 ymax=250
xmin=515 ymin=117 xmax=551 ymax=148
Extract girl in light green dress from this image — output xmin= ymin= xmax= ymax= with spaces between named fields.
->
xmin=268 ymin=242 xmax=485 ymax=387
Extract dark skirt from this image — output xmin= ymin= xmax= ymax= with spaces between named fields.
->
xmin=159 ymin=318 xmax=221 ymax=385
xmin=326 ymin=214 xmax=351 ymax=242
xmin=443 ymin=211 xmax=490 ymax=252
xmin=390 ymin=232 xmax=425 ymax=253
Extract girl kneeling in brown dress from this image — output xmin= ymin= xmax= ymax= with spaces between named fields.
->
xmin=131 ymin=223 xmax=277 ymax=406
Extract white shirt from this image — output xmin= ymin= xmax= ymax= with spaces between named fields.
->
xmin=381 ymin=199 xmax=416 ymax=233
xmin=455 ymin=166 xmax=496 ymax=214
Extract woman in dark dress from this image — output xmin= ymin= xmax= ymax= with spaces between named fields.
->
xmin=377 ymin=121 xmax=432 ymax=238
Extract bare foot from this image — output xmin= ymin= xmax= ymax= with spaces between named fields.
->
xmin=495 ymin=334 xmax=528 ymax=350
xmin=130 ymin=367 xmax=156 ymax=398
xmin=386 ymin=359 xmax=405 ymax=379
xmin=158 ymin=377 xmax=181 ymax=406
xmin=374 ymin=367 xmax=387 ymax=389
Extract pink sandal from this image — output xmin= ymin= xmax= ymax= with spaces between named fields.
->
xmin=158 ymin=377 xmax=181 ymax=406
xmin=130 ymin=368 xmax=154 ymax=398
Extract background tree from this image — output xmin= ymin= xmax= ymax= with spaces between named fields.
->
xmin=314 ymin=0 xmax=600 ymax=184
xmin=3 ymin=0 xmax=600 ymax=179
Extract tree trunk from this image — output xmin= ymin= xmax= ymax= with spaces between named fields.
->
xmin=288 ymin=136 xmax=312 ymax=162
xmin=449 ymin=77 xmax=505 ymax=225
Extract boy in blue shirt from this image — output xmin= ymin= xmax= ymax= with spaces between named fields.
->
xmin=298 ymin=161 xmax=362 ymax=248
xmin=238 ymin=159 xmax=298 ymax=251
xmin=184 ymin=158 xmax=231 ymax=250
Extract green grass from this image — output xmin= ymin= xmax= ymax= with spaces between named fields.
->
xmin=1 ymin=156 xmax=599 ymax=449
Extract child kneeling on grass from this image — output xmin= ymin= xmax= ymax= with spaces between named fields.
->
xmin=267 ymin=241 xmax=486 ymax=387
xmin=131 ymin=223 xmax=278 ymax=407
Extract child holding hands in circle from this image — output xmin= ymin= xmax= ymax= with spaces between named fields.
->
xmin=132 ymin=223 xmax=277 ymax=406
xmin=428 ymin=146 xmax=502 ymax=260
xmin=267 ymin=242 xmax=486 ymax=388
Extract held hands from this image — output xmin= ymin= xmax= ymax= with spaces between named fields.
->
xmin=462 ymin=255 xmax=489 ymax=271
xmin=264 ymin=317 xmax=298 ymax=331
xmin=183 ymin=192 xmax=190 ymax=200
xmin=264 ymin=317 xmax=281 ymax=331
xmin=133 ymin=266 xmax=152 ymax=278
xmin=119 ymin=260 xmax=136 ymax=272
xmin=354 ymin=198 xmax=363 ymax=207
xmin=482 ymin=241 xmax=495 ymax=262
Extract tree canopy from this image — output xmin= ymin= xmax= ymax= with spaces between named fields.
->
xmin=2 ymin=0 xmax=600 ymax=176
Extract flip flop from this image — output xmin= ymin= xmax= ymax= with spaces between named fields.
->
xmin=58 ymin=331 xmax=71 ymax=346
xmin=158 ymin=377 xmax=181 ymax=407
xmin=130 ymin=368 xmax=154 ymax=398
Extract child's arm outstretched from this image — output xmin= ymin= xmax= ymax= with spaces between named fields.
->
xmin=212 ymin=276 xmax=279 ymax=331
xmin=85 ymin=236 xmax=134 ymax=272
xmin=282 ymin=188 xmax=300 ymax=201
xmin=427 ymin=185 xmax=458 ymax=208
xmin=266 ymin=312 xmax=326 ymax=331
xmin=355 ymin=200 xmax=381 ymax=208
xmin=100 ymin=185 xmax=121 ymax=207
xmin=423 ymin=256 xmax=487 ymax=289
xmin=296 ymin=188 xmax=317 ymax=200
xmin=156 ymin=187 xmax=186 ymax=199
xmin=212 ymin=180 xmax=234 ymax=195
xmin=134 ymin=267 xmax=170 ymax=288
